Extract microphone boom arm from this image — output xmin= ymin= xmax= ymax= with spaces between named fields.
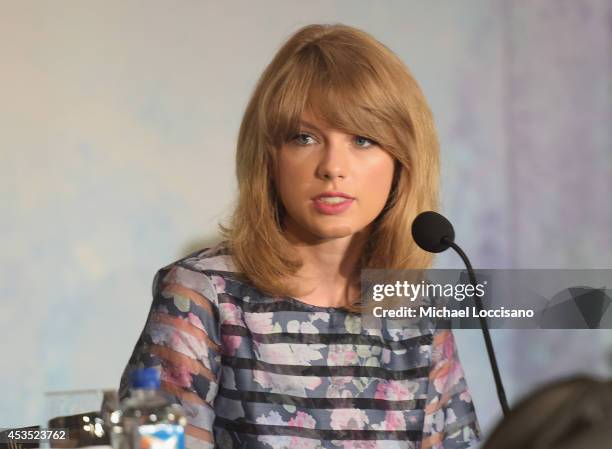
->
xmin=443 ymin=237 xmax=510 ymax=417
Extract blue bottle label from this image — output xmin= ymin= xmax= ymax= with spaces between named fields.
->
xmin=137 ymin=424 xmax=184 ymax=449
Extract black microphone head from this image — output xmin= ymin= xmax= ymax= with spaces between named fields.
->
xmin=411 ymin=211 xmax=455 ymax=253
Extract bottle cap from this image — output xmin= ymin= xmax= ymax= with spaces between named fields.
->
xmin=129 ymin=367 xmax=160 ymax=389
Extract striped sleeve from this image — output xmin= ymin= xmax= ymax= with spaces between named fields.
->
xmin=420 ymin=329 xmax=481 ymax=449
xmin=118 ymin=264 xmax=222 ymax=449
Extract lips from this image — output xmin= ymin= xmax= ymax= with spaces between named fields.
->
xmin=312 ymin=192 xmax=355 ymax=215
xmin=313 ymin=191 xmax=354 ymax=201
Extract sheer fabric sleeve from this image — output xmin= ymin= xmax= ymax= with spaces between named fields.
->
xmin=118 ymin=264 xmax=222 ymax=449
xmin=420 ymin=329 xmax=481 ymax=449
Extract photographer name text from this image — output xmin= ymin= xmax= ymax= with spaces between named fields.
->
xmin=372 ymin=305 xmax=535 ymax=319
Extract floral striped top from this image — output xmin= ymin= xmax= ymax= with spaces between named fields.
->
xmin=118 ymin=241 xmax=480 ymax=449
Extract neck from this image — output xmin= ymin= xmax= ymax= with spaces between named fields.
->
xmin=282 ymin=219 xmax=370 ymax=308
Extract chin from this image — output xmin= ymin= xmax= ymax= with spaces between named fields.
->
xmin=311 ymin=223 xmax=360 ymax=240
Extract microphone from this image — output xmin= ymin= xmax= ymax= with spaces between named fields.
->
xmin=412 ymin=211 xmax=510 ymax=417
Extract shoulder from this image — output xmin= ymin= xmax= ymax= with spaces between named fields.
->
xmin=152 ymin=240 xmax=239 ymax=306
xmin=176 ymin=240 xmax=237 ymax=275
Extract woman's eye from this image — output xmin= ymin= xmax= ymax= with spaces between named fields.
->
xmin=354 ymin=136 xmax=376 ymax=148
xmin=292 ymin=133 xmax=316 ymax=145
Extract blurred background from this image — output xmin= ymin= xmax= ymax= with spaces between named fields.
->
xmin=1 ymin=0 xmax=610 ymax=441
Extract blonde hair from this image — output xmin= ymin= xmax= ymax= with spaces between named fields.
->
xmin=219 ymin=23 xmax=440 ymax=311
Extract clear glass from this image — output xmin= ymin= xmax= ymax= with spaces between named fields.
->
xmin=42 ymin=388 xmax=116 ymax=448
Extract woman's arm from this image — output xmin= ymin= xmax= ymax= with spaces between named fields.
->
xmin=118 ymin=264 xmax=222 ymax=449
xmin=421 ymin=329 xmax=481 ymax=449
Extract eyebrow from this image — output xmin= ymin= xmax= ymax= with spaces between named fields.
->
xmin=299 ymin=121 xmax=324 ymax=132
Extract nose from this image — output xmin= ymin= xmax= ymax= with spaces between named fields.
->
xmin=315 ymin=134 xmax=349 ymax=181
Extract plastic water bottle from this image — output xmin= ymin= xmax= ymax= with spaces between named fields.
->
xmin=119 ymin=368 xmax=187 ymax=449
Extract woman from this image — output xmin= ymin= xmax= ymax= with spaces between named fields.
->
xmin=119 ymin=23 xmax=480 ymax=449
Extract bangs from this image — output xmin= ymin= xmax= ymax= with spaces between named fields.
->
xmin=263 ymin=43 xmax=404 ymax=152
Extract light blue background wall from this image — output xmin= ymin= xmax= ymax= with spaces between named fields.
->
xmin=1 ymin=0 xmax=611 ymax=442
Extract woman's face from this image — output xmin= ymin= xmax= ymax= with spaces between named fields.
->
xmin=275 ymin=111 xmax=396 ymax=242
